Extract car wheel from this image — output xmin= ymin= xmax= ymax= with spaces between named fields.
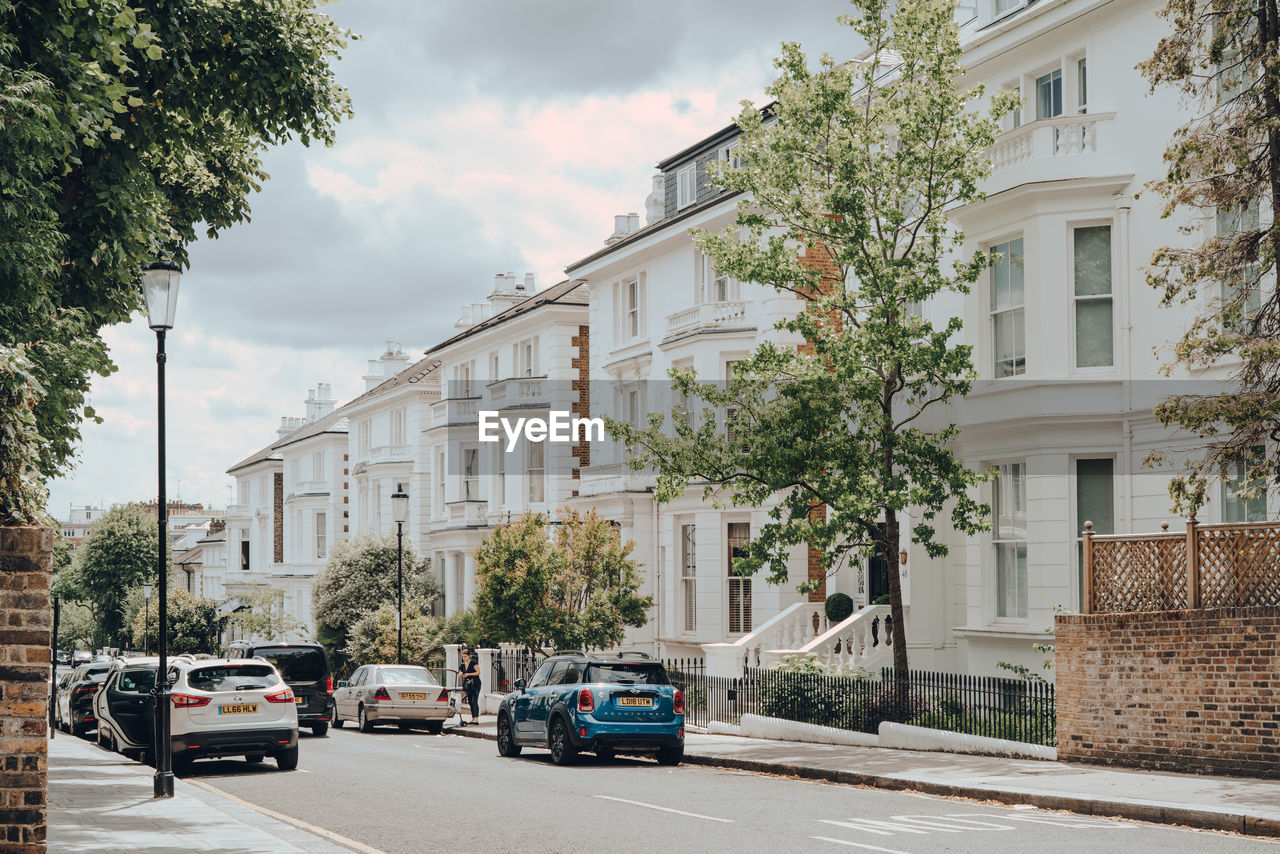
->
xmin=245 ymin=754 xmax=265 ymax=763
xmin=358 ymin=704 xmax=374 ymax=733
xmin=425 ymin=721 xmax=443 ymax=735
xmin=331 ymin=706 xmax=344 ymax=728
xmin=274 ymin=745 xmax=299 ymax=771
xmin=310 ymin=720 xmax=329 ymax=737
xmin=596 ymin=745 xmax=615 ymax=762
xmin=496 ymin=714 xmax=521 ymax=757
xmin=656 ymin=745 xmax=684 ymax=766
xmin=549 ymin=718 xmax=577 ymax=766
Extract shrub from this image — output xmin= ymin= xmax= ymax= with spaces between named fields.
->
xmin=824 ymin=592 xmax=854 ymax=623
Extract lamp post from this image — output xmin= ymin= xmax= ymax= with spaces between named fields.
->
xmin=143 ymin=584 xmax=153 ymax=656
xmin=390 ymin=487 xmax=409 ymax=665
xmin=141 ymin=259 xmax=181 ymax=799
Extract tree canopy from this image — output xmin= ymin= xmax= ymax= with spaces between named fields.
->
xmin=130 ymin=587 xmax=223 ymax=655
xmin=610 ymin=0 xmax=1012 ymax=671
xmin=0 ymin=0 xmax=353 ymax=524
xmin=65 ymin=502 xmax=166 ymax=648
xmin=473 ymin=509 xmax=651 ymax=655
xmin=1140 ymin=0 xmax=1280 ymax=514
xmin=343 ymin=597 xmax=445 ymax=671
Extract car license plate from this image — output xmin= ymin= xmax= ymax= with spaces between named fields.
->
xmin=400 ymin=692 xmax=428 ymax=700
xmin=617 ymin=697 xmax=652 ymax=707
xmin=218 ymin=704 xmax=258 ymax=715
xmin=294 ymin=697 xmax=305 ymax=705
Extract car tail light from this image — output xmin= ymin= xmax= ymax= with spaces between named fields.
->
xmin=673 ymin=689 xmax=685 ymax=715
xmin=171 ymin=694 xmax=210 ymax=708
xmin=326 ymin=675 xmax=334 ymax=695
xmin=265 ymin=688 xmax=295 ymax=704
xmin=374 ymin=687 xmax=391 ymax=702
xmin=73 ymin=684 xmax=98 ymax=695
xmin=577 ymin=688 xmax=594 ymax=713
xmin=437 ymin=689 xmax=449 ymax=702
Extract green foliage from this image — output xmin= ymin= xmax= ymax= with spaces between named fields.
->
xmin=70 ymin=503 xmax=166 ymax=648
xmin=226 ymin=588 xmax=307 ymax=643
xmin=312 ymin=534 xmax=439 ymax=671
xmin=1138 ymin=0 xmax=1280 ymax=512
xmin=473 ymin=509 xmax=652 ymax=655
xmin=0 ymin=0 xmax=354 ymax=517
xmin=129 ymin=587 xmax=223 ymax=655
xmin=55 ymin=601 xmax=97 ymax=653
xmin=824 ymin=592 xmax=854 ymax=623
xmin=610 ymin=0 xmax=1011 ymax=673
xmin=758 ymin=654 xmax=884 ymax=730
xmin=439 ymin=608 xmax=495 ymax=649
xmin=342 ymin=597 xmax=445 ymax=670
xmin=908 ymin=693 xmax=1055 ymax=746
xmin=0 ymin=346 xmax=50 ymax=525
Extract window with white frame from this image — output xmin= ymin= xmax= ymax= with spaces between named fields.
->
xmin=463 ymin=447 xmax=480 ymax=501
xmin=454 ymin=361 xmax=474 ymax=398
xmin=1223 ymin=446 xmax=1268 ymax=522
xmin=994 ymin=0 xmax=1023 ymax=16
xmin=1003 ymin=81 xmax=1022 ymax=130
xmin=436 ymin=450 xmax=446 ymax=510
xmin=694 ymin=249 xmax=735 ymax=304
xmin=390 ymin=408 xmax=406 ymax=446
xmin=718 ymin=139 xmax=742 ymax=169
xmin=993 ymin=462 xmax=1028 ymax=619
xmin=494 ymin=443 xmax=505 ymax=506
xmin=1073 ymin=225 xmax=1113 ymax=368
xmin=238 ymin=480 xmax=249 ymax=505
xmin=1074 ymin=459 xmax=1113 ymax=609
xmin=677 ymin=164 xmax=696 ymax=209
xmin=1036 ymin=68 xmax=1063 ymax=119
xmin=1217 ymin=200 xmax=1262 ymax=333
xmin=681 ymin=523 xmax=697 ymax=632
xmin=990 ymin=237 xmax=1025 ymax=377
xmin=290 ymin=457 xmax=301 ymax=483
xmin=727 ymin=522 xmax=752 ymax=633
xmin=358 ymin=420 xmax=371 ymax=456
xmin=312 ymin=450 xmax=325 ymax=481
xmin=526 ymin=442 xmax=545 ymax=503
xmin=614 ymin=275 xmax=645 ymax=342
xmin=1076 ymin=57 xmax=1088 ymax=113
xmin=315 ymin=511 xmax=327 ymax=559
xmin=512 ymin=337 xmax=538 ymax=377
xmin=489 ymin=350 xmax=500 ymax=380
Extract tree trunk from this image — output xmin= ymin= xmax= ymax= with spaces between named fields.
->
xmin=1259 ymin=0 xmax=1280 ymax=325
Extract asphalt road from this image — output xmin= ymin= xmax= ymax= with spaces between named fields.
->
xmin=127 ymin=726 xmax=1277 ymax=854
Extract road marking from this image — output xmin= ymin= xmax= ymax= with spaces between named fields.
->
xmin=811 ymin=837 xmax=913 ymax=854
xmin=821 ymin=819 xmax=929 ymax=836
xmin=950 ymin=813 xmax=1135 ymax=830
xmin=592 ymin=795 xmax=734 ymax=823
xmin=188 ymin=778 xmax=387 ymax=854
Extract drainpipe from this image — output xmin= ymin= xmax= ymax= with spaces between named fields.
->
xmin=651 ymin=491 xmax=661 ymax=658
xmin=1114 ymin=192 xmax=1134 ymax=533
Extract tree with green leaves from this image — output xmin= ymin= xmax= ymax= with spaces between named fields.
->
xmin=312 ymin=535 xmax=439 ymax=671
xmin=68 ymin=503 xmax=166 ymax=648
xmin=0 ymin=0 xmax=353 ymax=525
xmin=343 ymin=597 xmax=445 ymax=670
xmin=611 ymin=0 xmax=1013 ymax=673
xmin=1139 ymin=0 xmax=1280 ymax=514
xmin=227 ymin=587 xmax=308 ymax=644
xmin=130 ymin=587 xmax=223 ymax=655
xmin=473 ymin=509 xmax=651 ymax=656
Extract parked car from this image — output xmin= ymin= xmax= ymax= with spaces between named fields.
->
xmin=52 ymin=670 xmax=75 ymax=731
xmin=55 ymin=649 xmax=71 ymax=667
xmin=72 ymin=651 xmax=92 ymax=666
xmin=222 ymin=641 xmax=333 ymax=736
xmin=111 ymin=657 xmax=299 ymax=773
xmin=332 ymin=664 xmax=451 ymax=734
xmin=65 ymin=661 xmax=112 ymax=736
xmin=496 ymin=652 xmax=684 ymax=766
xmin=94 ymin=657 xmax=159 ymax=759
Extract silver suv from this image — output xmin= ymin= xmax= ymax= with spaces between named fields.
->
xmin=167 ymin=657 xmax=300 ymax=772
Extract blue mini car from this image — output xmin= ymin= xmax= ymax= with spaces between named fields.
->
xmin=496 ymin=652 xmax=684 ymax=766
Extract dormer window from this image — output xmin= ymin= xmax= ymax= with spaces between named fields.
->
xmin=677 ymin=164 xmax=696 ymax=210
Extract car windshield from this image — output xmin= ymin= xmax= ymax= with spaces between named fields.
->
xmin=584 ymin=663 xmax=670 ymax=686
xmin=119 ymin=668 xmax=157 ymax=693
xmin=380 ymin=668 xmax=438 ymax=685
xmin=189 ymin=664 xmax=280 ymax=692
xmin=84 ymin=665 xmax=110 ymax=680
xmin=252 ymin=647 xmax=326 ymax=682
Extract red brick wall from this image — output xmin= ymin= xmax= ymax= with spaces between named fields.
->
xmin=0 ymin=526 xmax=51 ymax=853
xmin=272 ymin=472 xmax=284 ymax=563
xmin=570 ymin=324 xmax=590 ymax=494
xmin=1056 ymin=607 xmax=1280 ymax=778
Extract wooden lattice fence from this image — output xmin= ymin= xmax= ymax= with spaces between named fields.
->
xmin=1083 ymin=517 xmax=1280 ymax=613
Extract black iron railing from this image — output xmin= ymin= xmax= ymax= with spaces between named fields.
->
xmin=492 ymin=647 xmax=539 ymax=694
xmin=661 ymin=659 xmax=1055 ymax=746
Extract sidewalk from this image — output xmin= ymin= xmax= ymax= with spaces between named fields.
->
xmin=46 ymin=733 xmax=359 ymax=853
xmin=451 ymin=716 xmax=1280 ymax=839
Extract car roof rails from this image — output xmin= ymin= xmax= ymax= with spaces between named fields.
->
xmin=611 ymin=650 xmax=652 ymax=659
xmin=553 ymin=649 xmax=585 ymax=657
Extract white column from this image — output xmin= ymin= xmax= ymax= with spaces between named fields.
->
xmin=462 ymin=549 xmax=476 ymax=609
xmin=443 ymin=643 xmax=461 ymax=688
xmin=444 ymin=550 xmax=459 ymax=616
xmin=477 ymin=647 xmax=499 ymax=713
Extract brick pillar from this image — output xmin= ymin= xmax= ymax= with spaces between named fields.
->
xmin=273 ymin=472 xmax=284 ymax=564
xmin=0 ymin=526 xmax=52 ymax=853
xmin=570 ymin=324 xmax=590 ymax=496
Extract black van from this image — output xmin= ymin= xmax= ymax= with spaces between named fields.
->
xmin=223 ymin=640 xmax=334 ymax=735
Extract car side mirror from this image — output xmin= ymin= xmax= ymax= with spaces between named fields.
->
xmin=514 ymin=679 xmax=526 ymax=692
xmin=337 ymin=681 xmax=348 ymax=688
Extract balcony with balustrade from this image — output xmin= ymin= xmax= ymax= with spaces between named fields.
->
xmin=427 ymin=396 xmax=480 ymax=429
xmin=662 ymin=300 xmax=752 ymax=344
xmin=485 ymin=376 xmax=557 ymax=411
xmin=984 ymin=112 xmax=1119 ymax=196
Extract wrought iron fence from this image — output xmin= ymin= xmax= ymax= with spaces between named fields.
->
xmin=662 ymin=659 xmax=1055 ymax=746
xmin=492 ymin=647 xmax=539 ymax=694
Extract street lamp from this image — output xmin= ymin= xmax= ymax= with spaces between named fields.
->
xmin=390 ymin=486 xmax=409 ymax=665
xmin=141 ymin=258 xmax=180 ymax=799
xmin=143 ymin=584 xmax=153 ymax=656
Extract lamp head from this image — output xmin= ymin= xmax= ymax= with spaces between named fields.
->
xmin=141 ymin=260 xmax=182 ymax=331
xmin=390 ymin=487 xmax=409 ymax=525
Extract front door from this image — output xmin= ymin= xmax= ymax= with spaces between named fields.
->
xmin=106 ymin=667 xmax=156 ymax=748
xmin=868 ymin=523 xmax=890 ymax=604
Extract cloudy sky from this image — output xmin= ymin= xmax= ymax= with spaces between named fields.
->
xmin=48 ymin=0 xmax=861 ymax=517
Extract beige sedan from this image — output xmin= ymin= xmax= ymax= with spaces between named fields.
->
xmin=331 ymin=665 xmax=452 ymax=733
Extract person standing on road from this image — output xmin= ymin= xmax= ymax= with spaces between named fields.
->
xmin=459 ymin=647 xmax=481 ymax=725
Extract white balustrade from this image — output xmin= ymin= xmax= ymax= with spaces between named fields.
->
xmin=665 ymin=300 xmax=751 ymax=338
xmin=703 ymin=601 xmax=829 ymax=677
xmin=785 ymin=604 xmax=896 ymax=673
xmin=988 ymin=112 xmax=1115 ymax=176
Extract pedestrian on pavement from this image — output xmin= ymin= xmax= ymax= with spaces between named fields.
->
xmin=459 ymin=647 xmax=481 ymax=725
